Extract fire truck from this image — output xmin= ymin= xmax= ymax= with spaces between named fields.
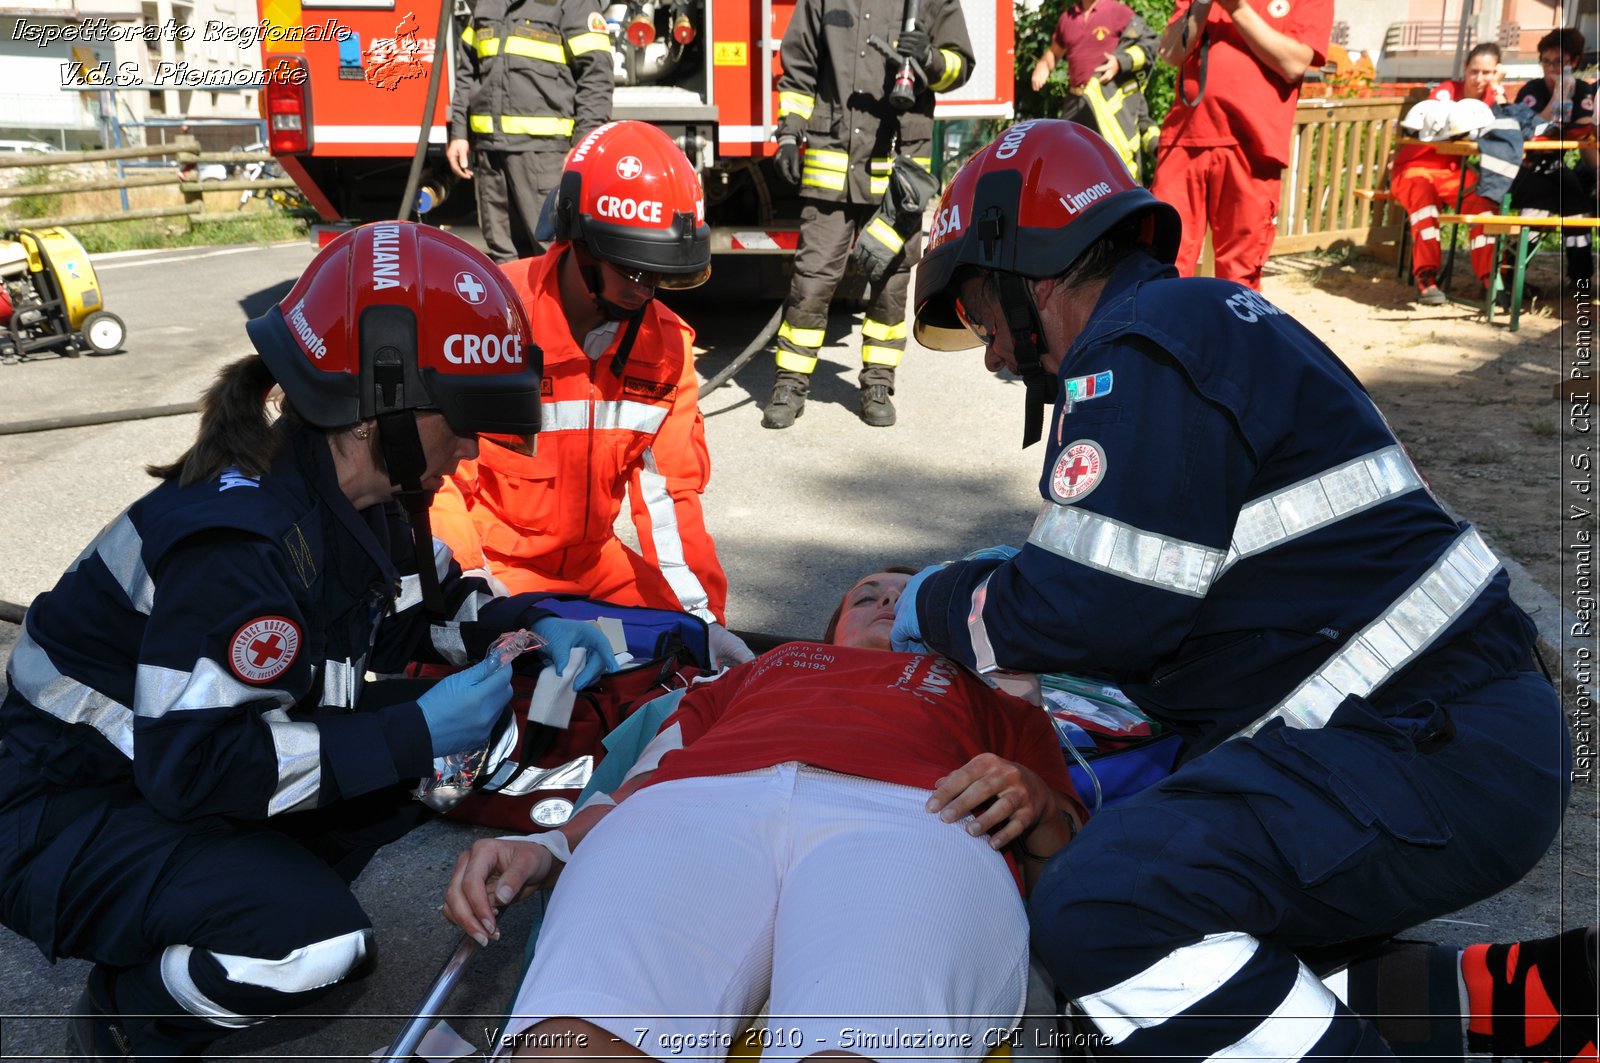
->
xmin=253 ymin=0 xmax=1014 ymax=252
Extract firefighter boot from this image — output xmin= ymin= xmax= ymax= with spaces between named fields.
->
xmin=71 ymin=967 xmax=135 ymax=1062
xmin=762 ymin=369 xmax=810 ymax=429
xmin=859 ymin=365 xmax=896 ymax=428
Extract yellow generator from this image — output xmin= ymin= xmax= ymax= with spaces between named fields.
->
xmin=0 ymin=227 xmax=126 ymax=363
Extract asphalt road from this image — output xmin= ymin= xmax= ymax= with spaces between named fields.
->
xmin=0 ymin=240 xmax=1594 ymax=1060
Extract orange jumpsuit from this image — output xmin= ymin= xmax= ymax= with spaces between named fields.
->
xmin=430 ymin=247 xmax=728 ymax=623
xmin=1391 ymin=80 xmax=1498 ymax=287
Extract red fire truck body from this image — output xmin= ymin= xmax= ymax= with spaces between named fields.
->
xmin=256 ymin=0 xmax=1012 ymax=250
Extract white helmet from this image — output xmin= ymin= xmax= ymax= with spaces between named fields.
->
xmin=1445 ymin=98 xmax=1496 ymax=139
xmin=1401 ymin=99 xmax=1452 ymax=142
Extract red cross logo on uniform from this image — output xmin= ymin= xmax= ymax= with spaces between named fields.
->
xmin=229 ymin=617 xmax=301 ymax=683
xmin=1051 ymin=440 xmax=1106 ymax=502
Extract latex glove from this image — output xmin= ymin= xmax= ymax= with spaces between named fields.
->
xmin=709 ymin=623 xmax=756 ymax=667
xmin=418 ymin=655 xmax=514 ymax=757
xmin=889 ymin=563 xmax=942 ymax=653
xmin=531 ymin=617 xmax=619 ymax=690
xmin=775 ymin=136 xmax=802 ymax=187
xmin=962 ymin=544 xmax=1021 ymax=564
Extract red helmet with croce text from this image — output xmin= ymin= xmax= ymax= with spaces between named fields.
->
xmin=538 ymin=120 xmax=712 ymax=289
xmin=247 ymin=221 xmax=542 ymax=437
xmin=912 ymin=119 xmax=1180 ymax=351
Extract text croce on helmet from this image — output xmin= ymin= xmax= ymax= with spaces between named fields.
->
xmin=538 ymin=120 xmax=712 ymax=292
xmin=913 ymin=120 xmax=1180 ymax=446
xmin=246 ymin=221 xmax=542 ymax=610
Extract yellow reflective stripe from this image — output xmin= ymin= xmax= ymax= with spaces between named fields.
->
xmin=502 ymin=36 xmax=568 ymax=62
xmin=778 ymin=92 xmax=815 ymax=119
xmin=869 ymin=176 xmax=890 ymax=195
xmin=775 ymin=349 xmax=819 ymax=373
xmin=475 ymin=36 xmax=500 ymax=56
xmin=461 ymin=25 xmax=478 ymax=46
xmin=931 ymin=49 xmax=962 ymax=91
xmin=1124 ymin=44 xmax=1147 ymax=71
xmin=805 ymin=149 xmax=849 ymax=172
xmin=498 ymin=115 xmax=576 ymax=136
xmin=862 ymin=317 xmax=906 ymax=341
xmin=802 ymin=169 xmax=847 ymax=191
xmin=1082 ymin=80 xmax=1138 ymax=179
xmin=469 ymin=115 xmax=495 ymax=134
xmin=869 ymin=157 xmax=894 ymax=174
xmin=910 ymin=155 xmax=932 ymax=170
xmin=862 ymin=344 xmax=904 ymax=366
xmin=864 ymin=216 xmax=904 ymax=253
xmin=567 ymin=31 xmax=609 ymax=54
xmin=778 ymin=321 xmax=825 ymax=349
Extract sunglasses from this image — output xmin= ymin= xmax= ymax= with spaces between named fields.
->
xmin=954 ymin=293 xmax=999 ymax=346
xmin=610 ymin=261 xmax=712 ymax=291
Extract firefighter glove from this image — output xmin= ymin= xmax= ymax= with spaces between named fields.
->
xmin=896 ymin=30 xmax=945 ymax=86
xmin=418 ymin=655 xmax=514 ymax=757
xmin=775 ymin=136 xmax=803 ymax=187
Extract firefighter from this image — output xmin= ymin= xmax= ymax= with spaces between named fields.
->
xmin=446 ymin=0 xmax=614 ymax=263
xmin=760 ymin=0 xmax=976 ymax=429
xmin=893 ymin=121 xmax=1569 ymax=1060
xmin=430 ymin=121 xmax=753 ymax=667
xmin=0 ymin=224 xmax=618 ymax=1060
xmin=1029 ymin=0 xmax=1159 ymax=180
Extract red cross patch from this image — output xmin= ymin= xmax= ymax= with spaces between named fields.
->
xmin=229 ymin=616 xmax=301 ymax=684
xmin=1050 ymin=440 xmax=1106 ymax=503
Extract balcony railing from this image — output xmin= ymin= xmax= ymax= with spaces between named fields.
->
xmin=1382 ymin=20 xmax=1521 ymax=53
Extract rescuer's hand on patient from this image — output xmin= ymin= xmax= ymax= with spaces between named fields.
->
xmin=889 ymin=563 xmax=940 ymax=652
xmin=418 ymin=655 xmax=514 ymax=756
xmin=446 ymin=137 xmax=474 ymax=180
xmin=775 ymin=136 xmax=803 ymax=187
xmin=927 ymin=752 xmax=1066 ymax=850
xmin=531 ymin=617 xmax=619 ymax=689
xmin=709 ymin=623 xmax=756 ymax=667
xmin=443 ymin=838 xmax=554 ymax=945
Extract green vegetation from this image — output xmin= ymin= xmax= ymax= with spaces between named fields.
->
xmin=74 ymin=213 xmax=308 ymax=254
xmin=9 ymin=167 xmax=64 ymax=220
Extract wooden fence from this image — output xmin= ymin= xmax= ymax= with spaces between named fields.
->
xmin=0 ymin=137 xmax=300 ymax=229
xmin=1274 ymin=96 xmax=1410 ymax=255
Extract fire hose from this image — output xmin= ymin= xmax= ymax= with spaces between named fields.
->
xmin=698 ymin=304 xmax=782 ymax=395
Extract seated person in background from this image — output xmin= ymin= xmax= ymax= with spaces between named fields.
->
xmin=1508 ymin=27 xmax=1596 ymax=293
xmin=1391 ymin=42 xmax=1506 ymax=305
xmin=443 ymin=567 xmax=1084 ymax=1060
xmin=1029 ymin=0 xmax=1159 ymax=180
xmin=429 ymin=121 xmax=753 ymax=667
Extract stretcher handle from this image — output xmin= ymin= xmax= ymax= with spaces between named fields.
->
xmin=382 ymin=932 xmax=481 ymax=1063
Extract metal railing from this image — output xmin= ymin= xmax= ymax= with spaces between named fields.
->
xmin=1382 ymin=20 xmax=1522 ymax=53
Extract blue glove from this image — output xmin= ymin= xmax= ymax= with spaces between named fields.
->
xmin=531 ymin=617 xmax=619 ymax=690
xmin=890 ymin=563 xmax=942 ymax=653
xmin=417 ymin=655 xmax=514 ymax=757
xmin=962 ymin=544 xmax=1021 ymax=564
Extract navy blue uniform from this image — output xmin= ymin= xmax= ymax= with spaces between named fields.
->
xmin=915 ymin=252 xmax=1569 ymax=1060
xmin=0 ymin=423 xmax=553 ymax=1053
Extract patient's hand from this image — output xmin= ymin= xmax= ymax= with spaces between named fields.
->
xmin=927 ymin=753 xmax=1059 ymax=850
xmin=443 ymin=838 xmax=556 ymax=946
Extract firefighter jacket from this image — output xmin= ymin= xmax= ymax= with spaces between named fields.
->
xmin=0 ymin=423 xmax=557 ymax=820
xmin=1063 ymin=13 xmax=1159 ymax=180
xmin=429 ymin=246 xmax=729 ymax=625
xmin=776 ymin=0 xmax=976 ymax=204
xmin=914 ymin=251 xmax=1540 ymax=756
xmin=450 ymin=0 xmax=614 ymax=154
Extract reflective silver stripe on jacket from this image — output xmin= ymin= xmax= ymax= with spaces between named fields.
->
xmin=64 ymin=513 xmax=155 ymax=614
xmin=1221 ymin=445 xmax=1422 ymax=575
xmin=7 ymin=631 xmax=134 ymax=757
xmin=637 ymin=447 xmax=714 ymax=622
xmin=967 ymin=573 xmax=1000 ymax=673
xmin=1237 ymin=527 xmax=1499 ymax=739
xmin=260 ymin=709 xmax=323 ymax=815
xmin=135 ymin=660 xmax=296 ymax=718
xmin=321 ymin=657 xmax=361 ymax=710
xmin=538 ymin=399 xmax=668 ymax=435
xmin=1029 ymin=504 xmax=1223 ymax=598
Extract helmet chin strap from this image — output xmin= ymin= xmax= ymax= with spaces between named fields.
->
xmin=371 ymin=343 xmax=446 ymax=614
xmin=993 ymin=272 xmax=1059 ymax=448
xmin=572 ymin=244 xmax=649 ymax=377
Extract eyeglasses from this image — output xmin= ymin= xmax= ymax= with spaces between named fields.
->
xmin=606 ymin=260 xmax=713 ymax=291
xmin=954 ymin=293 xmax=999 ymax=346
xmin=1538 ymin=55 xmax=1568 ymax=68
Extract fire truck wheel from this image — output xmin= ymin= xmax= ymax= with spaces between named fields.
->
xmin=81 ymin=311 xmax=126 ymax=355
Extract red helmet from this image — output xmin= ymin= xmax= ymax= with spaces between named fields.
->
xmin=913 ymin=120 xmax=1180 ymax=351
xmin=247 ymin=222 xmax=542 ymax=436
xmin=537 ymin=121 xmax=712 ymax=289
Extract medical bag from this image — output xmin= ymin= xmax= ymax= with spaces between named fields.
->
xmin=418 ymin=596 xmax=711 ymax=833
xmin=1043 ymin=673 xmax=1184 ymax=813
